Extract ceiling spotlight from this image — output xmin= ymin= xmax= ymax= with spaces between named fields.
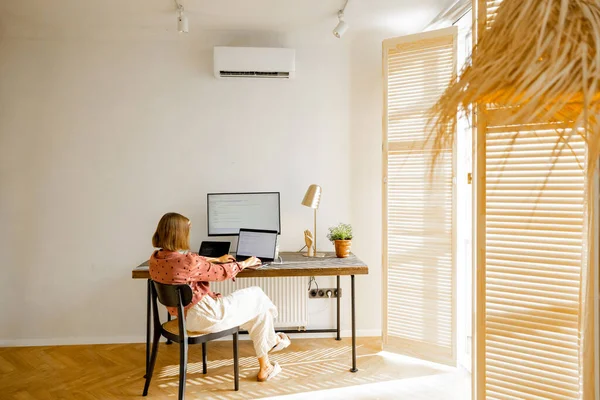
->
xmin=177 ymin=12 xmax=189 ymax=33
xmin=175 ymin=0 xmax=188 ymax=33
xmin=333 ymin=15 xmax=348 ymax=38
xmin=333 ymin=0 xmax=349 ymax=38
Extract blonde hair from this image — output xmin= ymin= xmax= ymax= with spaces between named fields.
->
xmin=152 ymin=212 xmax=190 ymax=251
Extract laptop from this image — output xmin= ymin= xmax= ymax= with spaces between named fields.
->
xmin=198 ymin=241 xmax=231 ymax=258
xmin=236 ymin=228 xmax=278 ymax=263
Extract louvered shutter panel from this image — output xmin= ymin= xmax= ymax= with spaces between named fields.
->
xmin=484 ymin=0 xmax=503 ymax=27
xmin=476 ymin=1 xmax=589 ymax=398
xmin=483 ymin=117 xmax=585 ymax=400
xmin=383 ymin=27 xmax=457 ymax=365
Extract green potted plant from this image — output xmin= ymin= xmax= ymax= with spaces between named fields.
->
xmin=327 ymin=223 xmax=353 ymax=258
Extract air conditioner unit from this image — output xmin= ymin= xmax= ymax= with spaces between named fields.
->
xmin=213 ymin=46 xmax=295 ymax=79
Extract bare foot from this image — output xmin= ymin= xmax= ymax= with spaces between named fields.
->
xmin=257 ymin=363 xmax=274 ymax=382
xmin=257 ymin=362 xmax=282 ymax=382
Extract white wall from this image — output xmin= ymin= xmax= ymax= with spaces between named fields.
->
xmin=0 ymin=27 xmax=360 ymax=344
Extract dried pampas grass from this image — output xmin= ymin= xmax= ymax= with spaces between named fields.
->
xmin=430 ymin=0 xmax=600 ymax=177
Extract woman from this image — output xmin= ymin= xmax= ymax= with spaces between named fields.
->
xmin=149 ymin=212 xmax=290 ymax=381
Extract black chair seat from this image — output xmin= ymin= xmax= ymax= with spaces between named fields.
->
xmin=161 ymin=319 xmax=239 ymax=344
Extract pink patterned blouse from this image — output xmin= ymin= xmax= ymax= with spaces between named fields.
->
xmin=149 ymin=250 xmax=242 ymax=316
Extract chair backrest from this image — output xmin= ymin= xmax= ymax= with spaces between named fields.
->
xmin=152 ymin=281 xmax=193 ymax=308
xmin=150 ymin=281 xmax=193 ymax=339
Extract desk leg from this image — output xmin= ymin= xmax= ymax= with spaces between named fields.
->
xmin=145 ymin=279 xmax=151 ymax=378
xmin=350 ymin=275 xmax=357 ymax=373
xmin=336 ymin=275 xmax=341 ymax=341
xmin=166 ymin=312 xmax=172 ymax=345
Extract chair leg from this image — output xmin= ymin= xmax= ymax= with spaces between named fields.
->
xmin=179 ymin=338 xmax=188 ymax=400
xmin=233 ymin=333 xmax=239 ymax=391
xmin=142 ymin=330 xmax=161 ymax=396
xmin=202 ymin=342 xmax=207 ymax=374
xmin=166 ymin=311 xmax=172 ymax=345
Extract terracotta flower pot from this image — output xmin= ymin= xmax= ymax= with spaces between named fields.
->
xmin=334 ymin=240 xmax=352 ymax=258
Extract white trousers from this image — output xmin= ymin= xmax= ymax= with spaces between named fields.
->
xmin=186 ymin=286 xmax=279 ymax=358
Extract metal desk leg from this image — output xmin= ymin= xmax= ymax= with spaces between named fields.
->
xmin=336 ymin=275 xmax=341 ymax=341
xmin=350 ymin=275 xmax=357 ymax=372
xmin=145 ymin=279 xmax=151 ymax=378
xmin=166 ymin=312 xmax=172 ymax=345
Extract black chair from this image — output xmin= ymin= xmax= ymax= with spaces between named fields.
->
xmin=142 ymin=281 xmax=240 ymax=399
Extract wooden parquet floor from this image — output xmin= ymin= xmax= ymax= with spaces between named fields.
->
xmin=0 ymin=337 xmax=457 ymax=400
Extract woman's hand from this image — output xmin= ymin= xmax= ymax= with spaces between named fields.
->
xmin=240 ymin=257 xmax=261 ymax=269
xmin=215 ymin=254 xmax=235 ymax=264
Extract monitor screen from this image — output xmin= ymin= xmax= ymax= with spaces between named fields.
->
xmin=207 ymin=192 xmax=281 ymax=236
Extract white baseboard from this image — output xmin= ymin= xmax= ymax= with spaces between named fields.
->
xmin=0 ymin=336 xmax=145 ymax=347
xmin=0 ymin=330 xmax=381 ymax=347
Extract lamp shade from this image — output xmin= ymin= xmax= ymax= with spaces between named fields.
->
xmin=301 ymin=184 xmax=322 ymax=209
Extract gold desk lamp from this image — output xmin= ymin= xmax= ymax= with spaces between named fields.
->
xmin=302 ymin=184 xmax=325 ymax=257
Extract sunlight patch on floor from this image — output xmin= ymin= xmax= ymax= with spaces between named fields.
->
xmin=158 ymin=345 xmax=359 ymax=378
xmin=260 ymin=372 xmax=470 ymax=400
xmin=261 ymin=352 xmax=470 ymax=400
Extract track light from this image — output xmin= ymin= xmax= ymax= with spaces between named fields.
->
xmin=175 ymin=0 xmax=188 ymax=33
xmin=333 ymin=1 xmax=349 ymax=38
xmin=177 ymin=11 xmax=188 ymax=33
xmin=333 ymin=16 xmax=348 ymax=38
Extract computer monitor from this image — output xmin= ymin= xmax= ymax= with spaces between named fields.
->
xmin=207 ymin=192 xmax=281 ymax=236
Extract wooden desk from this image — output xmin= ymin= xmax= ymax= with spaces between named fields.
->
xmin=132 ymin=252 xmax=368 ymax=279
xmin=132 ymin=252 xmax=368 ymax=373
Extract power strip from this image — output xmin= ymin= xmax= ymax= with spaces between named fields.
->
xmin=308 ymin=288 xmax=342 ymax=299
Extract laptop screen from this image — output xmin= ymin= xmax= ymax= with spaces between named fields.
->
xmin=237 ymin=229 xmax=278 ymax=261
xmin=198 ymin=241 xmax=230 ymax=258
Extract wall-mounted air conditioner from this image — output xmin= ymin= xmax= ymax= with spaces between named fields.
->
xmin=213 ymin=46 xmax=296 ymax=79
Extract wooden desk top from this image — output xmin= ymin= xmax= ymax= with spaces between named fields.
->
xmin=131 ymin=252 xmax=368 ymax=279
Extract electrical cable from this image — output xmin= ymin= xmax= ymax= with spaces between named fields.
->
xmin=341 ymin=0 xmax=349 ymax=12
xmin=307 ymin=276 xmax=319 ymax=292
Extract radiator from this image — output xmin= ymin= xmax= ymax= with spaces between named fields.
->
xmin=211 ymin=277 xmax=308 ymax=329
